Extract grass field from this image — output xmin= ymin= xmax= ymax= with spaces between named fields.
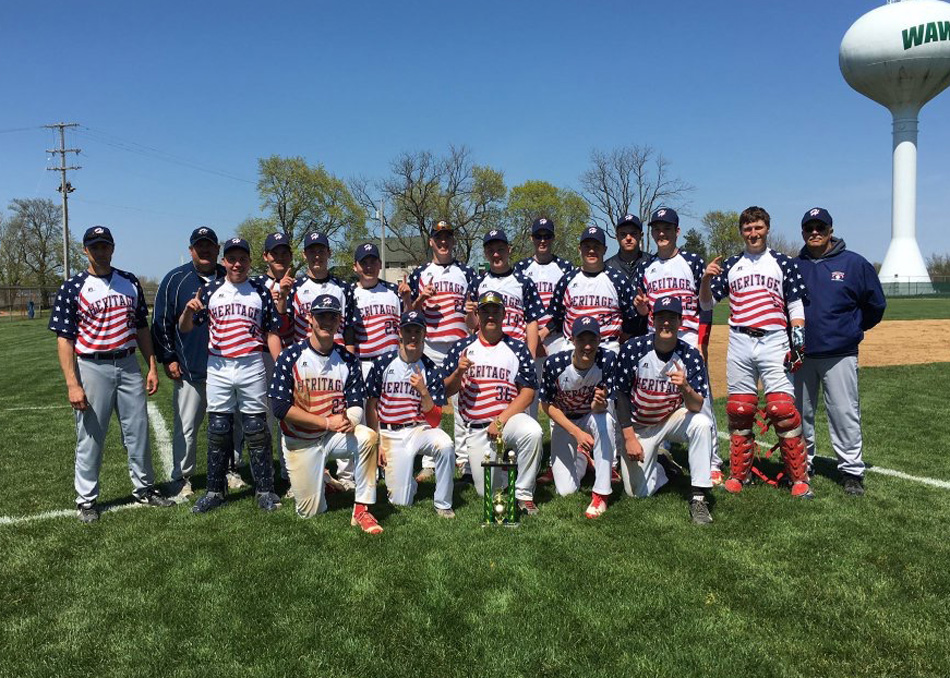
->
xmin=2 ymin=320 xmax=950 ymax=677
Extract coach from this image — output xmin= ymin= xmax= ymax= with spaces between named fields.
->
xmin=794 ymin=208 xmax=886 ymax=496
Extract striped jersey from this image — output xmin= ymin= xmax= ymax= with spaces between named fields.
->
xmin=192 ymin=278 xmax=282 ymax=358
xmin=474 ymin=268 xmax=545 ymax=342
xmin=708 ymin=249 xmax=806 ymax=331
xmin=443 ymin=334 xmax=537 ymax=425
xmin=513 ymin=256 xmax=574 ymax=330
xmin=289 ymin=274 xmax=349 ymax=344
xmin=49 ymin=269 xmax=149 ymax=355
xmin=251 ymin=274 xmax=295 ymax=347
xmin=268 ymin=340 xmax=365 ymax=441
xmin=407 ymin=260 xmax=478 ymax=342
xmin=616 ymin=336 xmax=707 ymax=428
xmin=346 ymin=281 xmax=402 ymax=358
xmin=631 ymin=250 xmax=705 ymax=339
xmin=539 ymin=347 xmax=617 ymax=418
xmin=365 ymin=350 xmax=446 ymax=426
xmin=547 ymin=267 xmax=636 ymax=342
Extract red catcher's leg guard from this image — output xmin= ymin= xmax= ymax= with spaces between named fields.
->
xmin=765 ymin=393 xmax=811 ymax=490
xmin=725 ymin=394 xmax=759 ymax=491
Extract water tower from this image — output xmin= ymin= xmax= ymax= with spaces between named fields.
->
xmin=840 ymin=0 xmax=950 ymax=290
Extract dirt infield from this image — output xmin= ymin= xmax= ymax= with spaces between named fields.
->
xmin=706 ymin=319 xmax=950 ymax=391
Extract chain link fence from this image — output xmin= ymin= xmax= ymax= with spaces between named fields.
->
xmin=880 ymin=276 xmax=950 ymax=297
xmin=0 ymin=284 xmax=159 ymax=321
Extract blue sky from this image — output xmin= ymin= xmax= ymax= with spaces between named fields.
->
xmin=2 ymin=0 xmax=949 ymax=278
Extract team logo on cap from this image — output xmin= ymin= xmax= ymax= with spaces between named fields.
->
xmin=624 ymin=214 xmax=634 ymax=221
xmin=489 ymin=230 xmax=498 ymax=237
xmin=580 ymin=317 xmax=592 ymax=325
xmin=319 ymin=295 xmax=334 ymax=305
xmin=408 ymin=311 xmax=419 ymax=320
xmin=95 ymin=228 xmax=104 ymax=234
xmin=539 ymin=218 xmax=547 ymax=225
xmin=810 ymin=208 xmax=820 ymax=217
xmin=363 ymin=244 xmax=372 ymax=250
xmin=231 ymin=238 xmax=240 ymax=244
xmin=587 ymin=227 xmax=597 ymax=234
xmin=658 ymin=209 xmax=667 ymax=217
xmin=274 ymin=233 xmax=282 ymax=240
xmin=199 ymin=228 xmax=208 ymax=235
xmin=661 ymin=297 xmax=672 ymax=306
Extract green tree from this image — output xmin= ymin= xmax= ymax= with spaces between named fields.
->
xmin=505 ymin=180 xmax=589 ymax=266
xmin=926 ymin=253 xmax=950 ymax=278
xmin=1 ymin=198 xmax=82 ymax=286
xmin=682 ymin=227 xmax=708 ymax=262
xmin=701 ymin=210 xmax=744 ymax=260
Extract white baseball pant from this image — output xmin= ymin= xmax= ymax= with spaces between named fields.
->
xmin=422 ymin=339 xmax=467 ymax=471
xmin=381 ymin=425 xmax=455 ymax=509
xmin=333 ymin=359 xmax=376 ymax=485
xmin=463 ymin=413 xmax=542 ymax=500
xmin=206 ymin=354 xmax=268 ymax=414
xmin=550 ymin=411 xmax=615 ymax=496
xmin=726 ymin=328 xmax=794 ymax=396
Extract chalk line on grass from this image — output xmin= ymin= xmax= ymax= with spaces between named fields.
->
xmin=147 ymin=402 xmax=174 ymax=481
xmin=0 ymin=502 xmax=143 ymax=526
xmin=0 ymin=405 xmax=69 ymax=412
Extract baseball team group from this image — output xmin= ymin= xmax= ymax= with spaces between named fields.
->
xmin=49 ymin=204 xmax=887 ymax=530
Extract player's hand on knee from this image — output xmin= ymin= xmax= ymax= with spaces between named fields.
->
xmin=625 ymin=436 xmax=644 ymax=462
xmin=326 ymin=414 xmax=349 ymax=432
xmin=163 ymin=362 xmax=182 ymax=380
xmin=68 ymin=385 xmax=89 ymax=411
xmin=487 ymin=418 xmax=503 ymax=440
xmin=574 ymin=431 xmax=595 ymax=454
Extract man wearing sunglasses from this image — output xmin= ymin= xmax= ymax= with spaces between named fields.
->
xmin=793 ymin=208 xmax=885 ymax=496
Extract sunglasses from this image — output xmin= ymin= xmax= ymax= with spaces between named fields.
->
xmin=532 ymin=232 xmax=554 ymax=241
xmin=803 ymin=223 xmax=830 ymax=234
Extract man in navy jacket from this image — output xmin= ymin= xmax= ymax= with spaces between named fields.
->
xmin=794 ymin=208 xmax=886 ymax=495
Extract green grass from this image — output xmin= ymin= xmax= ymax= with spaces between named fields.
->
xmin=2 ymin=320 xmax=950 ymax=677
xmin=710 ymin=295 xmax=950 ymax=324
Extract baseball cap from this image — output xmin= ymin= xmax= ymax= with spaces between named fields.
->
xmin=483 ymin=229 xmax=509 ymax=245
xmin=616 ymin=214 xmax=643 ymax=231
xmin=355 ymin=242 xmax=380 ymax=262
xmin=802 ymin=207 xmax=833 ymax=228
xmin=83 ymin=226 xmax=114 ymax=246
xmin=400 ymin=310 xmax=427 ymax=329
xmin=649 ymin=207 xmax=679 ymax=227
xmin=310 ymin=294 xmax=342 ymax=315
xmin=653 ymin=295 xmax=683 ymax=316
xmin=580 ymin=226 xmax=607 ymax=247
xmin=571 ymin=315 xmax=601 ymax=338
xmin=532 ymin=217 xmax=555 ymax=235
xmin=303 ymin=231 xmax=330 ymax=249
xmin=264 ymin=232 xmax=290 ymax=251
xmin=222 ymin=237 xmax=250 ymax=255
xmin=477 ymin=290 xmax=505 ymax=309
xmin=430 ymin=220 xmax=454 ymax=236
xmin=190 ymin=226 xmax=219 ymax=246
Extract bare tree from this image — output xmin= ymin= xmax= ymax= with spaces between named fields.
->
xmin=579 ymin=145 xmax=694 ymax=249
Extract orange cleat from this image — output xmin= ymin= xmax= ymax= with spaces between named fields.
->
xmin=584 ymin=493 xmax=608 ymax=519
xmin=351 ymin=506 xmax=384 ymax=534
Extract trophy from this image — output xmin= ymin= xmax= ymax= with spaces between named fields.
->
xmin=483 ymin=433 xmax=519 ymax=526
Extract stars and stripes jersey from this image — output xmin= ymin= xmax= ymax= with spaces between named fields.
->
xmin=539 ymin=347 xmax=617 ymax=418
xmin=251 ymin=274 xmax=295 ymax=347
xmin=616 ymin=336 xmax=708 ymax=428
xmin=443 ymin=334 xmax=538 ymax=426
xmin=473 ymin=269 xmax=545 ymax=342
xmin=631 ymin=250 xmax=705 ymax=337
xmin=191 ymin=278 xmax=281 ymax=358
xmin=268 ymin=340 xmax=365 ymax=441
xmin=407 ymin=260 xmax=478 ymax=342
xmin=49 ymin=269 xmax=149 ymax=355
xmin=289 ymin=274 xmax=349 ymax=344
xmin=345 ymin=281 xmax=403 ymax=358
xmin=365 ymin=350 xmax=447 ymax=426
xmin=513 ymin=256 xmax=575 ymax=330
xmin=708 ymin=249 xmax=807 ymax=331
xmin=546 ymin=267 xmax=636 ymax=341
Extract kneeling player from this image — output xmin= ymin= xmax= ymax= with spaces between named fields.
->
xmin=539 ymin=316 xmax=617 ymax=519
xmin=615 ymin=296 xmax=714 ymax=524
xmin=268 ymin=294 xmax=383 ymax=534
xmin=366 ymin=311 xmax=456 ymax=518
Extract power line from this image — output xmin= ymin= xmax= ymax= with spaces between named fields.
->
xmin=0 ymin=126 xmax=43 ymax=135
xmin=44 ymin=122 xmax=80 ymax=280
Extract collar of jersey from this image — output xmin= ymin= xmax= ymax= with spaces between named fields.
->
xmin=488 ymin=268 xmax=513 ymax=278
xmin=477 ymin=334 xmax=503 ymax=347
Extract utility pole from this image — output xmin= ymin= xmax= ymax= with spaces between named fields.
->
xmin=44 ymin=122 xmax=80 ymax=280
xmin=378 ymin=197 xmax=387 ymax=280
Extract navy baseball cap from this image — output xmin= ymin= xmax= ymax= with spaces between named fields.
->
xmin=483 ymin=229 xmax=509 ymax=245
xmin=430 ymin=220 xmax=454 ymax=236
xmin=400 ymin=310 xmax=427 ymax=329
xmin=532 ymin=217 xmax=555 ymax=235
xmin=649 ymin=208 xmax=679 ymax=227
xmin=222 ymin=237 xmax=250 ymax=255
xmin=580 ymin=226 xmax=606 ymax=247
xmin=616 ymin=214 xmax=643 ymax=231
xmin=83 ymin=225 xmax=114 ymax=246
xmin=264 ymin=231 xmax=291 ymax=251
xmin=190 ymin=226 xmax=219 ymax=246
xmin=310 ymin=294 xmax=342 ymax=315
xmin=571 ymin=315 xmax=601 ymax=338
xmin=477 ymin=290 xmax=505 ymax=308
xmin=802 ymin=207 xmax=833 ymax=228
xmin=355 ymin=242 xmax=380 ymax=262
xmin=303 ymin=231 xmax=330 ymax=249
xmin=653 ymin=295 xmax=683 ymax=316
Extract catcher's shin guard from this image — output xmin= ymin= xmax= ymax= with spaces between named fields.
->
xmin=206 ymin=413 xmax=234 ymax=494
xmin=242 ymin=412 xmax=275 ymax=493
xmin=764 ymin=393 xmax=811 ymax=496
xmin=724 ymin=394 xmax=758 ymax=493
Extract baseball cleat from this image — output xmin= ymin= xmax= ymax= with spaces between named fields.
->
xmin=415 ymin=468 xmax=436 ymax=483
xmin=689 ymin=497 xmax=713 ymax=525
xmin=351 ymin=508 xmax=384 ymax=534
xmin=536 ymin=467 xmax=554 ymax=485
xmin=584 ymin=493 xmax=608 ymax=519
xmin=283 ymin=486 xmax=295 ymax=500
xmin=137 ymin=488 xmax=175 ymax=508
xmin=790 ymin=481 xmax=814 ymax=499
xmin=77 ymin=503 xmax=99 ymax=524
xmin=842 ymin=474 xmax=865 ymax=496
xmin=710 ymin=469 xmax=724 ymax=486
xmin=657 ymin=453 xmax=684 ymax=481
xmin=324 ymin=471 xmax=344 ymax=494
xmin=226 ymin=470 xmax=248 ymax=491
xmin=435 ymin=507 xmax=456 ymax=519
xmin=723 ymin=477 xmax=746 ymax=494
xmin=256 ymin=491 xmax=282 ymax=512
xmin=517 ymin=499 xmax=540 ymax=516
xmin=192 ymin=491 xmax=226 ymax=514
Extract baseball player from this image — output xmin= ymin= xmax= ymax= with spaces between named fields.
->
xmin=631 ymin=207 xmax=724 ymax=484
xmin=50 ymin=225 xmax=174 ymax=523
xmin=268 ymin=294 xmax=383 ymax=533
xmin=539 ymin=316 xmax=617 ymax=518
xmin=605 ymin=213 xmax=651 ymax=281
xmin=366 ymin=310 xmax=456 ymax=517
xmin=180 ymin=237 xmax=284 ymax=513
xmin=344 ymin=242 xmax=403 ymax=373
xmin=615 ymin=296 xmax=714 ymax=524
xmin=794 ymin=207 xmax=886 ymax=495
xmin=699 ymin=206 xmax=812 ymax=498
xmin=443 ymin=291 xmax=543 ymax=514
xmin=406 ymin=220 xmax=478 ymax=480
